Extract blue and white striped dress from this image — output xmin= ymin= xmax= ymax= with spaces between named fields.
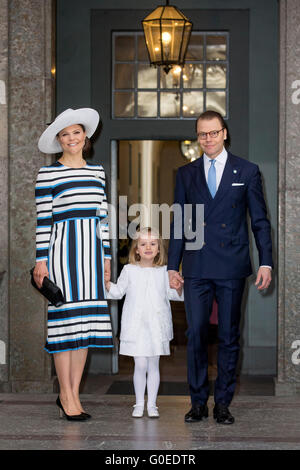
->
xmin=35 ymin=161 xmax=114 ymax=353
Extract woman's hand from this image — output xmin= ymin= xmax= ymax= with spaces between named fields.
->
xmin=33 ymin=261 xmax=49 ymax=289
xmin=104 ymin=259 xmax=111 ymax=291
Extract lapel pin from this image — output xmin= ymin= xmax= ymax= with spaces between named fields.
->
xmin=233 ymin=169 xmax=237 ymax=174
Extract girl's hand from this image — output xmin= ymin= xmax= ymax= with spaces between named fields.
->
xmin=105 ymin=280 xmax=111 ymax=291
xmin=168 ymin=270 xmax=184 ymax=289
xmin=33 ymin=261 xmax=49 ymax=289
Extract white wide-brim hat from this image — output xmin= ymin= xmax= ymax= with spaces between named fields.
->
xmin=38 ymin=108 xmax=100 ymax=154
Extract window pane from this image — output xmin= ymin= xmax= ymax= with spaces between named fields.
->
xmin=183 ymin=92 xmax=203 ymax=117
xmin=206 ymin=35 xmax=227 ymax=61
xmin=138 ymin=64 xmax=157 ymax=88
xmin=112 ymin=31 xmax=228 ymax=119
xmin=206 ymin=91 xmax=226 ymax=116
xmin=138 ymin=35 xmax=149 ymax=61
xmin=115 ymin=35 xmax=135 ymax=61
xmin=206 ymin=65 xmax=226 ymax=88
xmin=160 ymin=92 xmax=180 ymax=117
xmin=114 ymin=92 xmax=135 ymax=117
xmin=183 ymin=64 xmax=203 ymax=88
xmin=185 ymin=34 xmax=204 ymax=60
xmin=138 ymin=92 xmax=157 ymax=117
xmin=160 ymin=66 xmax=181 ymax=89
xmin=115 ymin=64 xmax=135 ymax=89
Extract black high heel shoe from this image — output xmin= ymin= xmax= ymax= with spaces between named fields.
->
xmin=56 ymin=396 xmax=87 ymax=421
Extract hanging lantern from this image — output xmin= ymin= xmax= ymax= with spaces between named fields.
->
xmin=142 ymin=0 xmax=193 ymax=74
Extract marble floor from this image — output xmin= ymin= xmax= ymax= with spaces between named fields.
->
xmin=0 ymin=393 xmax=300 ymax=451
xmin=0 ymin=347 xmax=299 ymax=451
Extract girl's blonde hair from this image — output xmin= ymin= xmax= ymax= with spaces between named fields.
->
xmin=128 ymin=227 xmax=167 ymax=266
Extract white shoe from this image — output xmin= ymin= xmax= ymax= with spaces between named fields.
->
xmin=132 ymin=404 xmax=144 ymax=418
xmin=147 ymin=405 xmax=160 ymax=418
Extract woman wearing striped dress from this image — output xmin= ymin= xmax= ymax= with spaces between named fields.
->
xmin=33 ymin=108 xmax=113 ymax=421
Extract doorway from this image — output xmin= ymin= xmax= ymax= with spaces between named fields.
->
xmin=112 ymin=139 xmax=218 ymax=385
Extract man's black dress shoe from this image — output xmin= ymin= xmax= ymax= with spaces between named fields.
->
xmin=213 ymin=403 xmax=235 ymax=424
xmin=184 ymin=404 xmax=208 ymax=422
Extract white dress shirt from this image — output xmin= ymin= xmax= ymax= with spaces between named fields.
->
xmin=203 ymin=146 xmax=228 ymax=190
xmin=203 ymin=147 xmax=271 ymax=271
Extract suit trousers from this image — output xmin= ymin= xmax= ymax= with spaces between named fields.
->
xmin=183 ymin=277 xmax=246 ymax=406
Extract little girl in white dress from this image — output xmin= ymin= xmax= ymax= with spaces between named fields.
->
xmin=105 ymin=227 xmax=184 ymax=418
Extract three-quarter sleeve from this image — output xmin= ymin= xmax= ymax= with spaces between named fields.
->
xmin=98 ymin=166 xmax=111 ymax=260
xmin=106 ymin=265 xmax=129 ymax=299
xmin=35 ymin=168 xmax=54 ymax=262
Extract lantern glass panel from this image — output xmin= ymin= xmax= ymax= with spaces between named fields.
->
xmin=180 ymin=25 xmax=192 ymax=61
xmin=144 ymin=22 xmax=162 ymax=63
xmin=144 ymin=6 xmax=164 ymax=21
xmin=162 ymin=6 xmax=184 ymax=20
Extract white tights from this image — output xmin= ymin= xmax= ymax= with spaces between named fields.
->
xmin=133 ymin=356 xmax=160 ymax=408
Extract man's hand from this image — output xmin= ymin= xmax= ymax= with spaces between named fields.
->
xmin=255 ymin=266 xmax=272 ymax=290
xmin=168 ymin=270 xmax=184 ymax=290
xmin=176 ymin=285 xmax=183 ymax=297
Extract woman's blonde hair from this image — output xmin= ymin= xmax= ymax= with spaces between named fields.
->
xmin=128 ymin=227 xmax=167 ymax=266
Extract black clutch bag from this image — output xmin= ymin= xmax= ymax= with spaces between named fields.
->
xmin=30 ymin=268 xmax=65 ymax=307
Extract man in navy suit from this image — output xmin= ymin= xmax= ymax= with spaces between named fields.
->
xmin=168 ymin=111 xmax=272 ymax=424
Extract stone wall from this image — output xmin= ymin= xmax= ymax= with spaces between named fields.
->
xmin=0 ymin=0 xmax=9 ymax=386
xmin=276 ymin=0 xmax=300 ymax=394
xmin=0 ymin=0 xmax=55 ymax=392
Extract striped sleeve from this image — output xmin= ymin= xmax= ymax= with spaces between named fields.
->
xmin=98 ymin=166 xmax=111 ymax=259
xmin=35 ymin=167 xmax=54 ymax=262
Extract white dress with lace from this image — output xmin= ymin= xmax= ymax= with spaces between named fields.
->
xmin=106 ymin=264 xmax=184 ymax=357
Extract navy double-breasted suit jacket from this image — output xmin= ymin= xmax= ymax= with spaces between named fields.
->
xmin=167 ymin=152 xmax=273 ymax=279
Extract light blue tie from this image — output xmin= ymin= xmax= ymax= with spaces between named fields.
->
xmin=207 ymin=159 xmax=216 ymax=198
